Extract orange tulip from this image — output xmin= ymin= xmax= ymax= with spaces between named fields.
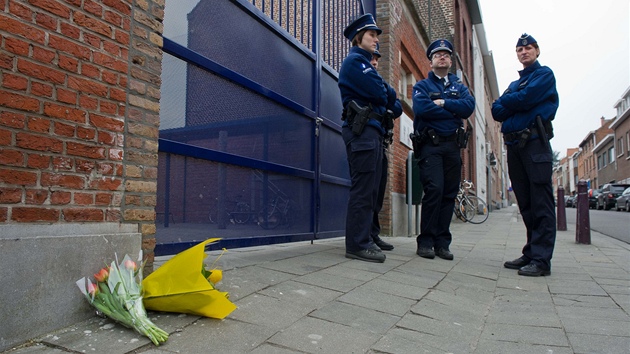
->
xmin=94 ymin=267 xmax=109 ymax=282
xmin=87 ymin=281 xmax=99 ymax=296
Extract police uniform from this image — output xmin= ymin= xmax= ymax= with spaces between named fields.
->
xmin=370 ymin=46 xmax=403 ymax=251
xmin=491 ymin=34 xmax=559 ymax=276
xmin=338 ymin=14 xmax=400 ymax=262
xmin=412 ymin=39 xmax=475 ymax=260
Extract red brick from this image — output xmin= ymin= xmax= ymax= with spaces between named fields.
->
xmin=76 ymin=126 xmax=96 ymax=140
xmin=25 ymin=189 xmax=48 ymax=204
xmin=17 ymin=59 xmax=66 ymax=84
xmin=99 ymin=100 xmax=118 ymax=115
xmin=0 ymin=90 xmax=40 ymax=112
xmin=67 ymin=76 xmax=107 ymax=97
xmin=16 ymin=132 xmax=63 ymax=153
xmin=97 ymin=130 xmax=116 ymax=145
xmin=0 ymin=168 xmax=37 ymax=185
xmin=66 ymin=142 xmax=106 ymax=159
xmin=63 ymin=208 xmax=103 ymax=221
xmin=35 ymin=12 xmax=57 ymax=31
xmin=105 ymin=208 xmax=121 ymax=222
xmin=102 ymin=0 xmax=131 ymax=16
xmin=0 ymin=111 xmax=26 ymax=128
xmin=105 ymin=10 xmax=123 ymax=28
xmin=57 ymin=88 xmax=77 ymax=104
xmin=2 ymin=73 xmax=28 ymax=91
xmin=51 ymin=190 xmax=71 ymax=204
xmin=89 ymin=176 xmax=122 ymax=191
xmin=52 ymin=156 xmax=73 ymax=170
xmin=114 ymin=29 xmax=130 ymax=46
xmin=60 ymin=22 xmax=81 ymax=40
xmin=43 ymin=102 xmax=87 ymax=123
xmin=41 ymin=172 xmax=85 ymax=189
xmin=53 ymin=121 xmax=75 ymax=137
xmin=80 ymin=63 xmax=100 ymax=79
xmin=74 ymin=192 xmax=94 ymax=205
xmin=0 ymin=129 xmax=11 ymax=145
xmin=27 ymin=117 xmax=51 ymax=133
xmin=48 ymin=35 xmax=91 ymax=60
xmin=83 ymin=32 xmax=102 ymax=48
xmin=27 ymin=154 xmax=50 ymax=169
xmin=32 ymin=45 xmax=56 ymax=64
xmin=4 ymin=37 xmax=29 ymax=56
xmin=84 ymin=0 xmax=103 ymax=17
xmin=12 ymin=207 xmax=60 ymax=222
xmin=109 ymin=148 xmax=123 ymax=161
xmin=76 ymin=159 xmax=95 ymax=173
xmin=0 ymin=188 xmax=22 ymax=203
xmin=29 ymin=0 xmax=71 ymax=19
xmin=95 ymin=192 xmax=113 ymax=205
xmin=89 ymin=113 xmax=124 ymax=132
xmin=8 ymin=1 xmax=33 ymax=20
xmin=0 ymin=149 xmax=24 ymax=166
xmin=31 ymin=81 xmax=54 ymax=97
xmin=0 ymin=207 xmax=7 ymax=221
xmin=58 ymin=54 xmax=78 ymax=73
xmin=79 ymin=95 xmax=98 ymax=110
xmin=0 ymin=52 xmax=14 ymax=70
xmin=74 ymin=12 xmax=111 ymax=37
xmin=0 ymin=14 xmax=46 ymax=44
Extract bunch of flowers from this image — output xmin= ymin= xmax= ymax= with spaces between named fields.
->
xmin=76 ymin=253 xmax=169 ymax=346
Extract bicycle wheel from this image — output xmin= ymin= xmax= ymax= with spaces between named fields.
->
xmin=462 ymin=196 xmax=489 ymax=224
xmin=454 ymin=198 xmax=467 ymax=221
xmin=258 ymin=206 xmax=281 ymax=229
xmin=232 ymin=202 xmax=251 ymax=224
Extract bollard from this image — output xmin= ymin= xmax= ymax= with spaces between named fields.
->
xmin=556 ymin=185 xmax=567 ymax=231
xmin=575 ymin=180 xmax=591 ymax=244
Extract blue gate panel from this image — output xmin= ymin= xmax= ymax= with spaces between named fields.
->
xmin=319 ymin=124 xmax=350 ymax=179
xmin=319 ymin=67 xmax=344 ymax=122
xmin=318 ymin=181 xmax=348 ymax=234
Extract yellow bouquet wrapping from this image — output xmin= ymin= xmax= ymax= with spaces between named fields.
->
xmin=142 ymin=238 xmax=237 ymax=319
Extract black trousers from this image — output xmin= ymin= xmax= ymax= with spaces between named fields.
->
xmin=416 ymin=141 xmax=461 ymax=250
xmin=342 ymin=126 xmax=384 ymax=252
xmin=371 ymin=146 xmax=388 ymax=240
xmin=507 ymin=140 xmax=556 ymax=270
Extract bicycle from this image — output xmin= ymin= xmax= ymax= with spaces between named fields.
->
xmin=454 ymin=180 xmax=489 ymax=224
xmin=257 ymin=193 xmax=293 ymax=229
xmin=209 ymin=194 xmax=252 ymax=225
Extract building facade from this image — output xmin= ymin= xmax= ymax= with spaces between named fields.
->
xmin=610 ymin=86 xmax=630 ymax=184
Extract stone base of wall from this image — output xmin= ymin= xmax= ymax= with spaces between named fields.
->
xmin=0 ymin=223 xmax=141 ymax=352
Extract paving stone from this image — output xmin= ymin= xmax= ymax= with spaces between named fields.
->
xmin=473 ymin=339 xmax=573 ymax=354
xmin=567 ymin=332 xmax=630 ymax=354
xmin=555 ymin=305 xmax=630 ymax=322
xmin=293 ymin=269 xmax=366 ymax=292
xmin=552 ymin=294 xmax=621 ymax=308
xmin=221 ymin=265 xmax=296 ymax=301
xmin=547 ymin=279 xmax=608 ymax=296
xmin=359 ymin=277 xmax=429 ymax=300
xmin=337 ymin=286 xmax=417 ymax=316
xmin=309 ymin=300 xmax=400 ymax=334
xmin=485 ymin=299 xmax=561 ymax=327
xmin=561 ymin=317 xmax=630 ymax=336
xmin=257 ymin=279 xmax=343 ymax=308
xmin=480 ymin=323 xmax=569 ymax=346
xmin=230 ymin=293 xmax=315 ymax=330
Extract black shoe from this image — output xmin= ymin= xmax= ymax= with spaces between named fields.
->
xmin=435 ymin=248 xmax=454 ymax=260
xmin=504 ymin=256 xmax=529 ymax=269
xmin=416 ymin=247 xmax=435 ymax=259
xmin=518 ymin=263 xmax=550 ymax=276
xmin=345 ymin=248 xmax=386 ymax=263
xmin=373 ymin=238 xmax=394 ymax=251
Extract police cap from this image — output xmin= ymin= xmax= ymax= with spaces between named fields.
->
xmin=516 ymin=33 xmax=537 ymax=47
xmin=343 ymin=14 xmax=382 ymax=41
xmin=426 ymin=39 xmax=453 ymax=59
xmin=373 ymin=43 xmax=381 ymax=58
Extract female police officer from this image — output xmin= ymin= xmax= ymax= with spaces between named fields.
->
xmin=412 ymin=39 xmax=475 ymax=261
xmin=338 ymin=14 xmax=401 ymax=262
xmin=492 ymin=34 xmax=559 ymax=276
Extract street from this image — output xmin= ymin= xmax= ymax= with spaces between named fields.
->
xmin=563 ymin=206 xmax=630 ymax=244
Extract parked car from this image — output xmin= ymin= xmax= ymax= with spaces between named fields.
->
xmin=588 ymin=189 xmax=602 ymax=209
xmin=614 ymin=187 xmax=630 ymax=212
xmin=597 ymin=183 xmax=630 ymax=210
xmin=565 ymin=195 xmax=576 ymax=208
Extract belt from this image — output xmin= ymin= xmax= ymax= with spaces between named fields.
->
xmin=438 ymin=134 xmax=458 ymax=142
xmin=503 ymin=127 xmax=543 ymax=143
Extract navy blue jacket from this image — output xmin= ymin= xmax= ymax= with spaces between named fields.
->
xmin=339 ymin=46 xmax=397 ymax=133
xmin=412 ymin=71 xmax=475 ymax=136
xmin=491 ymin=61 xmax=559 ymax=134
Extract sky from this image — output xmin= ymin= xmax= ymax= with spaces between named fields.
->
xmin=477 ymin=0 xmax=630 ymax=158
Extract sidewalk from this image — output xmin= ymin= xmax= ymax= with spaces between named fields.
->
xmin=5 ymin=205 xmax=629 ymax=353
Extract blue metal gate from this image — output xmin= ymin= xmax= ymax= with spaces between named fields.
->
xmin=156 ymin=0 xmax=374 ymax=254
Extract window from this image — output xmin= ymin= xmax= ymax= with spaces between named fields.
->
xmin=608 ymin=146 xmax=615 ymax=163
xmin=618 ymin=137 xmax=624 ymax=158
xmin=626 ymin=131 xmax=630 ymax=158
xmin=598 ymin=155 xmax=603 ymax=169
xmin=399 ymin=66 xmax=415 ymax=107
xmin=603 ymin=152 xmax=607 ymax=167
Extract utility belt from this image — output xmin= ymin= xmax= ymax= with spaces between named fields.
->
xmin=410 ymin=126 xmax=470 ymax=154
xmin=342 ymin=100 xmax=393 ymax=136
xmin=503 ymin=118 xmax=554 ymax=148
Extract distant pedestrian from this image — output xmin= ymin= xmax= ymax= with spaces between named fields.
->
xmin=338 ymin=14 xmax=401 ymax=263
xmin=491 ymin=33 xmax=559 ymax=276
xmin=411 ymin=39 xmax=475 ymax=261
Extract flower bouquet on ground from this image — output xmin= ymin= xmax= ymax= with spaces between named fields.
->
xmin=76 ymin=253 xmax=169 ymax=346
xmin=142 ymin=238 xmax=236 ymax=319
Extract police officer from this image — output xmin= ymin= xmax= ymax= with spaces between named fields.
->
xmin=412 ymin=39 xmax=475 ymax=260
xmin=339 ymin=14 xmax=401 ymax=262
xmin=369 ymin=46 xmax=402 ymax=252
xmin=492 ymin=34 xmax=559 ymax=276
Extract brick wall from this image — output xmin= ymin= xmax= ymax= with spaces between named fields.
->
xmin=0 ymin=0 xmax=163 ymax=270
